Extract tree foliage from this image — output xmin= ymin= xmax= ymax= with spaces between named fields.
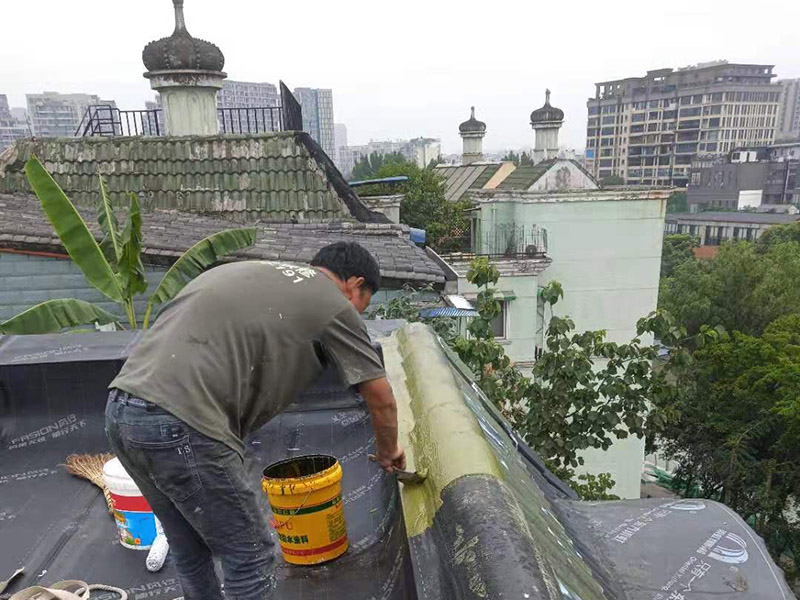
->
xmin=660 ymin=234 xmax=698 ymax=279
xmin=655 ymin=314 xmax=800 ymax=576
xmin=450 ymin=258 xmax=708 ymax=495
xmin=660 ymin=238 xmax=800 ymax=337
xmin=600 ymin=175 xmax=624 ymax=186
xmin=666 ymin=190 xmax=688 ymax=213
xmin=501 ymin=150 xmax=534 ymax=167
xmin=757 ymin=220 xmax=800 ymax=252
xmin=369 ymin=161 xmax=471 ymax=253
xmin=350 ymin=151 xmax=407 ymax=181
xmin=368 ymin=284 xmax=458 ymax=344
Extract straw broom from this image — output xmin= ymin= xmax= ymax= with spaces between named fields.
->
xmin=63 ymin=453 xmax=115 ymax=514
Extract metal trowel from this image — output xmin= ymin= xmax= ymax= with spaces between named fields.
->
xmin=368 ymin=454 xmax=427 ymax=484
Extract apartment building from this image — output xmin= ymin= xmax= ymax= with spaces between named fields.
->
xmin=216 ymin=80 xmax=280 ymax=133
xmin=777 ymin=78 xmax=800 ymax=140
xmin=585 ymin=62 xmax=781 ymax=187
xmin=26 ymin=92 xmax=116 ymax=137
xmin=339 ymin=137 xmax=441 ymax=177
xmin=294 ymin=87 xmax=335 ymax=159
xmin=217 ymin=80 xmax=278 ymax=109
xmin=0 ymin=95 xmax=30 ymax=151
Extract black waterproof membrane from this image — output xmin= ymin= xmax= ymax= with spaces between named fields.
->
xmin=0 ymin=327 xmax=794 ymax=600
xmin=0 ymin=331 xmax=413 ymax=599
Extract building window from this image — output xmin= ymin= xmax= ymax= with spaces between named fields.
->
xmin=491 ymin=301 xmax=507 ymax=339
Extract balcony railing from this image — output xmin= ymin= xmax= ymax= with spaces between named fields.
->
xmin=76 ymin=81 xmax=304 ymax=138
xmin=76 ymin=105 xmax=285 ymax=137
xmin=438 ymin=223 xmax=548 ymax=260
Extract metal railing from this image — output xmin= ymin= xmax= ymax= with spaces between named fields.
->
xmin=76 ymin=105 xmax=162 ymax=137
xmin=437 ymin=223 xmax=549 ymax=259
xmin=479 ymin=224 xmax=548 ymax=258
xmin=218 ymin=106 xmax=282 ymax=134
xmin=76 ymin=81 xmax=305 ymax=138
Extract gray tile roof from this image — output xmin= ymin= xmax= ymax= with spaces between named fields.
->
xmin=666 ymin=211 xmax=800 ymax=225
xmin=0 ymin=132 xmax=385 ymax=224
xmin=0 ymin=193 xmax=445 ymax=285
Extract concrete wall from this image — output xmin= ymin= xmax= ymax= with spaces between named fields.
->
xmin=475 ymin=191 xmax=667 ymax=498
xmin=0 ymin=252 xmax=167 ymax=325
xmin=454 ymin=270 xmax=541 ymax=367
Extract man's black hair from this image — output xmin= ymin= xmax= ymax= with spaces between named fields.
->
xmin=310 ymin=241 xmax=381 ymax=293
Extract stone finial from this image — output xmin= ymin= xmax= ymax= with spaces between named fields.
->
xmin=142 ymin=0 xmax=225 ymax=73
xmin=531 ymin=89 xmax=564 ymax=124
xmin=173 ymin=0 xmax=186 ymax=33
xmin=459 ymin=106 xmax=486 ymax=134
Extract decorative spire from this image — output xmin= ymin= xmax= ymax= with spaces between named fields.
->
xmin=142 ymin=0 xmax=225 ymax=73
xmin=173 ymin=0 xmax=186 ymax=33
xmin=530 ymin=88 xmax=564 ymax=125
xmin=459 ymin=106 xmax=486 ymax=134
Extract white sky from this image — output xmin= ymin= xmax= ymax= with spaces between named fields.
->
xmin=3 ymin=0 xmax=799 ymax=154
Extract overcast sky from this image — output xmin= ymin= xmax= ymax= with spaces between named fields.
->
xmin=3 ymin=0 xmax=799 ymax=154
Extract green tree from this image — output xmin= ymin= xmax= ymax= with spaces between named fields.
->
xmin=500 ymin=151 xmax=533 ymax=167
xmin=426 ymin=156 xmax=444 ymax=169
xmin=0 ymin=158 xmax=255 ymax=334
xmin=655 ymin=314 xmax=800 ymax=575
xmin=452 ymin=258 xmax=703 ymax=492
xmin=666 ymin=191 xmax=688 ymax=213
xmin=660 ymin=238 xmax=800 ymax=337
xmin=350 ymin=151 xmax=407 ymax=181
xmin=600 ymin=175 xmax=624 ymax=186
xmin=369 ymin=284 xmax=458 ymax=344
xmin=660 ymin=234 xmax=698 ymax=278
xmin=757 ymin=220 xmax=800 ymax=252
xmin=372 ymin=161 xmax=470 ymax=253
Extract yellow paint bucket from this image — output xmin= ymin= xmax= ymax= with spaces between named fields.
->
xmin=261 ymin=454 xmax=348 ymax=565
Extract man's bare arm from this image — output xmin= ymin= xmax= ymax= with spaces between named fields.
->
xmin=358 ymin=376 xmax=406 ymax=473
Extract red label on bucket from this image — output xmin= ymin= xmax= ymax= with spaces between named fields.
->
xmin=110 ymin=492 xmax=152 ymax=512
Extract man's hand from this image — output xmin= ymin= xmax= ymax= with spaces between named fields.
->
xmin=376 ymin=445 xmax=406 ymax=474
xmin=358 ymin=377 xmax=404 ymax=473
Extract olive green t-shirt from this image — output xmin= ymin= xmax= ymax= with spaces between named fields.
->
xmin=110 ymin=260 xmax=385 ymax=456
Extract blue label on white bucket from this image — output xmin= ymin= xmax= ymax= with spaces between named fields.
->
xmin=114 ymin=509 xmax=157 ymax=548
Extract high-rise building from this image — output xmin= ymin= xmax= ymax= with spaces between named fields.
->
xmin=26 ymin=92 xmax=116 ymax=137
xmin=217 ymin=80 xmax=278 ymax=108
xmin=216 ymin=80 xmax=279 ymax=132
xmin=334 ymin=123 xmax=347 ymax=151
xmin=294 ymin=87 xmax=335 ymax=159
xmin=777 ymin=79 xmax=800 ymax=141
xmin=334 ymin=123 xmax=348 ymax=171
xmin=585 ymin=62 xmax=782 ymax=186
xmin=0 ymin=95 xmax=31 ymax=151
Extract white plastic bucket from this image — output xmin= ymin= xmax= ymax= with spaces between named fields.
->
xmin=102 ymin=457 xmax=157 ymax=550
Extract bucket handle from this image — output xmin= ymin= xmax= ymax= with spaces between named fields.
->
xmin=269 ymin=489 xmax=312 ymax=531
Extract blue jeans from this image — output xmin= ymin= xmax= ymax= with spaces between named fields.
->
xmin=105 ymin=390 xmax=276 ymax=600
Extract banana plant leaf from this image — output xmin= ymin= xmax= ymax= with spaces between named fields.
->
xmin=97 ymin=175 xmax=122 ymax=268
xmin=117 ymin=192 xmax=148 ymax=299
xmin=143 ymin=228 xmax=256 ymax=327
xmin=0 ymin=299 xmax=121 ymax=335
xmin=25 ymin=157 xmax=124 ymax=303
